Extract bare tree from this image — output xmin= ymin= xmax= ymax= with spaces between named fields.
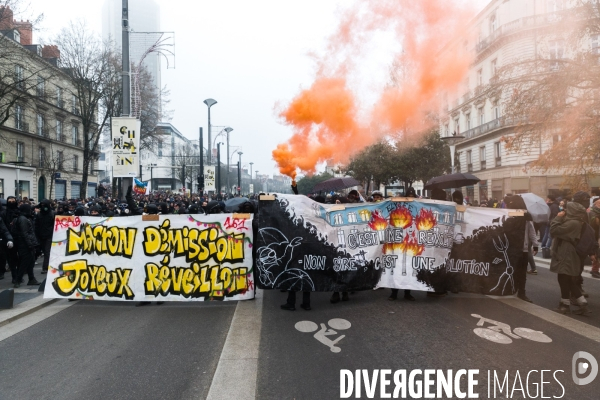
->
xmin=0 ymin=2 xmax=48 ymax=141
xmin=38 ymin=143 xmax=77 ymax=200
xmin=174 ymin=145 xmax=199 ymax=191
xmin=494 ymin=1 xmax=600 ymax=190
xmin=55 ymin=21 xmax=121 ymax=199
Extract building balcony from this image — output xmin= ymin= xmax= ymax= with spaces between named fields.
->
xmin=476 ymin=11 xmax=567 ymax=54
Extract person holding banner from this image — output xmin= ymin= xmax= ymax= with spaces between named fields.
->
xmin=505 ymin=195 xmax=538 ymax=303
xmin=14 ymin=203 xmax=41 ymax=288
xmin=281 ymin=180 xmax=312 ymax=311
xmin=388 ymin=189 xmax=416 ymax=302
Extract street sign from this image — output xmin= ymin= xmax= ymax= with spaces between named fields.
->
xmin=204 ymin=166 xmax=216 ymax=191
xmin=111 ymin=117 xmax=141 ymax=177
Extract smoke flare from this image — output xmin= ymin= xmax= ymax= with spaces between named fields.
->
xmin=274 ymin=0 xmax=476 ymax=178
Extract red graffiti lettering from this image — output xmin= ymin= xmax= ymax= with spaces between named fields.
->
xmin=223 ymin=217 xmax=248 ymax=231
xmin=54 ymin=216 xmax=82 ymax=231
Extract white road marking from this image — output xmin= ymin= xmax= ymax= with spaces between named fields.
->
xmin=0 ymin=300 xmax=76 ymax=342
xmin=0 ymin=295 xmax=56 ymax=327
xmin=206 ymin=290 xmax=263 ymax=400
xmin=493 ymin=297 xmax=600 ymax=343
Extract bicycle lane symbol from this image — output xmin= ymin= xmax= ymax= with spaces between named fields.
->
xmin=295 ymin=318 xmax=351 ymax=353
xmin=471 ymin=314 xmax=552 ymax=345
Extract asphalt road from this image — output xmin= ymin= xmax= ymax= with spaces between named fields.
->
xmin=0 ymin=301 xmax=236 ymax=400
xmin=1 ymin=270 xmax=600 ymax=399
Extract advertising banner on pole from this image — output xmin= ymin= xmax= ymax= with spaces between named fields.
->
xmin=44 ymin=214 xmax=255 ymax=301
xmin=204 ymin=166 xmax=216 ymax=191
xmin=111 ymin=117 xmax=141 ymax=177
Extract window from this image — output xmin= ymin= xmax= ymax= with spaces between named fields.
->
xmin=493 ymin=101 xmax=501 ymax=119
xmin=56 ymin=120 xmax=63 ymax=141
xmin=56 ymin=86 xmax=62 ymax=108
xmin=158 ymin=141 xmax=163 ymax=157
xmin=444 ymin=124 xmax=449 ymax=137
xmin=37 ymin=114 xmax=45 ymax=135
xmin=494 ymin=142 xmax=501 ymax=166
xmin=16 ymin=142 xmax=24 ymax=162
xmin=14 ymin=105 xmax=23 ymax=130
xmin=553 ymin=135 xmax=562 ymax=144
xmin=480 ymin=146 xmax=487 ymax=170
xmin=72 ymin=94 xmax=78 ymax=114
xmin=490 ymin=15 xmax=497 ymax=33
xmin=477 ymin=69 xmax=483 ymax=86
xmin=39 ymin=147 xmax=46 ymax=167
xmin=466 ymin=114 xmax=471 ymax=130
xmin=72 ymin=126 xmax=78 ymax=145
xmin=549 ymin=40 xmax=565 ymax=59
xmin=73 ymin=155 xmax=79 ymax=172
xmin=454 ymin=118 xmax=460 ymax=134
xmin=57 ymin=151 xmax=64 ymax=170
xmin=14 ymin=65 xmax=24 ymax=89
xmin=549 ymin=40 xmax=565 ymax=70
xmin=592 ymin=35 xmax=600 ymax=55
xmin=479 ymin=108 xmax=485 ymax=125
xmin=547 ymin=0 xmax=564 ymax=12
xmin=467 ymin=150 xmax=472 ymax=171
xmin=36 ymin=76 xmax=45 ymax=97
xmin=491 ymin=59 xmax=497 ymax=76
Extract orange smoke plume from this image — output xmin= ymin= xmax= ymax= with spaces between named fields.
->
xmin=273 ymin=0 xmax=476 ymax=177
xmin=416 ymin=208 xmax=437 ymax=231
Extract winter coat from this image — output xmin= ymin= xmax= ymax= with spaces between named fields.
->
xmin=0 ymin=218 xmax=13 ymax=244
xmin=548 ymin=202 xmax=560 ymax=221
xmin=589 ymin=204 xmax=600 ymax=241
xmin=35 ymin=209 xmax=56 ymax=241
xmin=549 ymin=202 xmax=587 ymax=276
xmin=15 ymin=214 xmax=39 ymax=249
xmin=523 ymin=221 xmax=540 ymax=252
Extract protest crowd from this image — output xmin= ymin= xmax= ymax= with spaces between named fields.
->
xmin=1 ymin=182 xmax=598 ymax=316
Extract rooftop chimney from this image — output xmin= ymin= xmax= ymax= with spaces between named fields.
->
xmin=14 ymin=20 xmax=32 ymax=45
xmin=0 ymin=5 xmax=15 ymax=30
xmin=42 ymin=45 xmax=60 ymax=59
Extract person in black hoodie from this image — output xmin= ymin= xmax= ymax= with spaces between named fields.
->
xmin=281 ymin=180 xmax=312 ymax=311
xmin=14 ymin=203 xmax=41 ymax=288
xmin=35 ymin=199 xmax=55 ymax=274
xmin=0 ymin=204 xmax=15 ymax=280
xmin=1 ymin=196 xmax=21 ymax=283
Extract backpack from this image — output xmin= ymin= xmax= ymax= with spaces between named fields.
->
xmin=575 ymin=222 xmax=599 ymax=259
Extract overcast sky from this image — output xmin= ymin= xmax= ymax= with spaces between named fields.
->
xmin=26 ymin=0 xmax=490 ymax=178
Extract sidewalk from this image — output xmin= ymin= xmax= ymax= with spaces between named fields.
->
xmin=533 ymin=255 xmax=597 ymax=276
xmin=0 ymin=256 xmax=55 ymax=325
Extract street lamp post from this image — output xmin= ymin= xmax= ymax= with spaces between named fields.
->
xmin=441 ymin=133 xmax=465 ymax=174
xmin=441 ymin=133 xmax=465 ymax=198
xmin=203 ymin=98 xmax=217 ymax=165
xmin=216 ymin=142 xmax=224 ymax=198
xmin=237 ymin=151 xmax=243 ymax=195
xmin=249 ymin=162 xmax=254 ymax=193
xmin=223 ymin=127 xmax=233 ymax=195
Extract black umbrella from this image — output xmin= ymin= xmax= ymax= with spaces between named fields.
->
xmin=312 ymin=176 xmax=361 ymax=192
xmin=424 ymin=173 xmax=481 ymax=190
xmin=224 ymin=197 xmax=251 ymax=212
